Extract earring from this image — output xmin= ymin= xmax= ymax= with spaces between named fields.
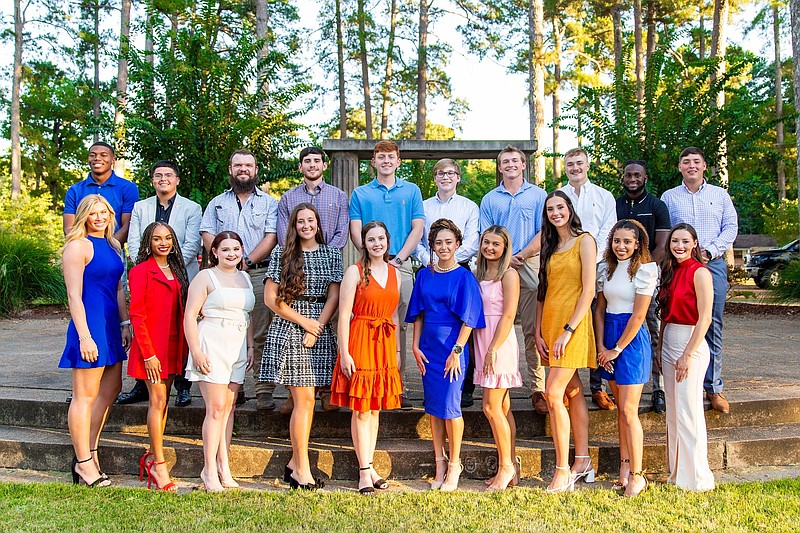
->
xmin=146 ymin=247 xmax=151 ymax=256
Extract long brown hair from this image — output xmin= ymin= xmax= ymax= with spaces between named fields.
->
xmin=656 ymin=223 xmax=703 ymax=318
xmin=136 ymin=221 xmax=190 ymax=304
xmin=427 ymin=218 xmax=462 ymax=271
xmin=604 ymin=219 xmax=652 ymax=282
xmin=208 ymin=231 xmax=244 ymax=268
xmin=277 ymin=203 xmax=325 ymax=305
xmin=537 ymin=191 xmax=587 ymax=301
xmin=476 ymin=225 xmax=512 ymax=282
xmin=359 ymin=221 xmax=390 ymax=288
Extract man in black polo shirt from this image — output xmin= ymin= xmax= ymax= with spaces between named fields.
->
xmin=616 ymin=160 xmax=671 ymax=413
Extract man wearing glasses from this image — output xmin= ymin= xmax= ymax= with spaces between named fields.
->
xmin=119 ymin=160 xmax=202 ymax=406
xmin=415 ymin=159 xmax=480 ymax=406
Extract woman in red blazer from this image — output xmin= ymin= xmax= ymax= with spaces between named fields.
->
xmin=128 ymin=222 xmax=190 ymax=492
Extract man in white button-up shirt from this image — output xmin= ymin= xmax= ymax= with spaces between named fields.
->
xmin=559 ymin=147 xmax=617 ymax=410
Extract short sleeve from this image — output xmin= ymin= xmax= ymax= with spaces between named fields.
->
xmin=264 ymin=196 xmax=278 ymax=234
xmin=405 ymin=268 xmax=428 ymax=323
xmin=121 ymin=181 xmax=139 ymax=214
xmin=64 ymin=185 xmax=78 ymax=215
xmin=634 ymin=262 xmax=658 ymax=295
xmin=200 ymin=200 xmax=219 ymax=235
xmin=328 ymin=246 xmax=343 ymax=283
xmin=450 ymin=270 xmax=485 ymax=329
xmin=349 ymin=188 xmax=363 ymax=221
xmin=265 ymin=246 xmax=283 ymax=284
xmin=596 ymin=261 xmax=609 ymax=293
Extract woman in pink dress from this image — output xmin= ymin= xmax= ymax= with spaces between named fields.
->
xmin=472 ymin=225 xmax=522 ymax=491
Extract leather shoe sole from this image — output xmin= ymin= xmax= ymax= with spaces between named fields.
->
xmin=592 ymin=391 xmax=616 ymax=410
xmin=256 ymin=393 xmax=276 ymax=411
xmin=175 ymin=390 xmax=192 ymax=407
xmin=707 ymin=392 xmax=730 ymax=414
xmin=116 ymin=384 xmax=149 ymax=405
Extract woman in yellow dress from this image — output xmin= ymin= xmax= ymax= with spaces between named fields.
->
xmin=534 ymin=191 xmax=597 ymax=493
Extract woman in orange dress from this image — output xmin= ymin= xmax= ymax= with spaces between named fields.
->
xmin=330 ymin=221 xmax=403 ymax=494
xmin=535 ymin=190 xmax=597 ymax=493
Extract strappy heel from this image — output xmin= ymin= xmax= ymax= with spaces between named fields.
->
xmin=486 ymin=463 xmax=516 ymax=492
xmin=612 ymin=458 xmax=629 ymax=490
xmin=146 ymin=460 xmax=177 ymax=492
xmin=89 ymin=448 xmax=108 ymax=481
xmin=358 ymin=466 xmax=375 ymax=495
xmin=72 ymin=456 xmax=110 ymax=487
xmin=369 ymin=462 xmax=388 ymax=489
xmin=139 ymin=450 xmax=154 ymax=481
xmin=283 ymin=464 xmax=293 ymax=483
xmin=624 ymin=471 xmax=648 ymax=498
xmin=572 ymin=455 xmax=595 ymax=483
xmin=288 ymin=471 xmax=324 ymax=491
xmin=440 ymin=460 xmax=463 ymax=492
xmin=430 ymin=455 xmax=449 ymax=490
xmin=545 ymin=465 xmax=574 ymax=493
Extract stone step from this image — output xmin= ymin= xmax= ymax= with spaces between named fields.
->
xmin=2 ymin=386 xmax=799 ymax=439
xmin=2 ymin=422 xmax=799 ymax=480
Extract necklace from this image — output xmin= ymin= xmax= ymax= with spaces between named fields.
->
xmin=435 ymin=262 xmax=459 ymax=273
xmin=158 ymin=264 xmax=170 ymax=270
xmin=214 ymin=266 xmax=240 ymax=277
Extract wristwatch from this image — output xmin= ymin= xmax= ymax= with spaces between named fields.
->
xmin=393 ymin=256 xmax=404 ymax=266
xmin=244 ymin=256 xmax=253 ymax=267
xmin=563 ymin=323 xmax=575 ymax=333
xmin=452 ymin=343 xmax=464 ymax=355
xmin=612 ymin=345 xmax=623 ymax=354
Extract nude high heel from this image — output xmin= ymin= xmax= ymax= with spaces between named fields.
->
xmin=440 ymin=460 xmax=463 ymax=492
xmin=430 ymin=455 xmax=449 ymax=490
xmin=572 ymin=455 xmax=595 ymax=483
xmin=545 ymin=465 xmax=574 ymax=493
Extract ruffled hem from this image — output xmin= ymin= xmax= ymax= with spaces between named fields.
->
xmin=473 ymin=371 xmax=523 ymax=389
xmin=330 ymin=366 xmax=404 ymax=413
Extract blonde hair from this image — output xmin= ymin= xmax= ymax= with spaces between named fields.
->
xmin=62 ymin=194 xmax=121 ymax=253
xmin=476 ymin=225 xmax=513 ymax=282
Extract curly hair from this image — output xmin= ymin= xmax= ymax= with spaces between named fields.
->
xmin=537 ymin=190 xmax=587 ymax=301
xmin=427 ymin=218 xmax=463 ymax=270
xmin=656 ymin=223 xmax=704 ymax=319
xmin=359 ymin=221 xmax=390 ymax=288
xmin=136 ymin=222 xmax=190 ymax=304
xmin=604 ymin=219 xmax=652 ymax=282
xmin=277 ymin=203 xmax=325 ymax=305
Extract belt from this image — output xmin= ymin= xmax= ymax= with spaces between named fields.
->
xmin=200 ymin=316 xmax=248 ymax=331
xmin=295 ymin=295 xmax=327 ymax=304
xmin=250 ymin=260 xmax=269 ymax=269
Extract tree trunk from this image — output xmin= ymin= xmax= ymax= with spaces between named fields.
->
xmin=552 ymin=16 xmax=562 ymax=181
xmin=11 ymin=0 xmax=24 ymax=199
xmin=792 ymin=0 xmax=800 ymax=238
xmin=612 ymin=4 xmax=623 ymax=128
xmin=775 ymin=4 xmax=786 ymax=200
xmin=699 ymin=13 xmax=706 ymax=60
xmin=335 ymin=0 xmax=347 ymax=138
xmin=93 ymin=1 xmax=101 ymax=143
xmin=256 ymin=0 xmax=269 ymax=117
xmin=529 ymin=0 xmax=545 ymax=184
xmin=634 ymin=0 xmax=644 ymax=135
xmin=379 ymin=0 xmax=397 ymax=139
xmin=416 ymin=0 xmax=430 ymax=140
xmin=114 ymin=0 xmax=131 ymax=176
xmin=710 ymin=0 xmax=729 ymax=186
xmin=358 ymin=0 xmax=373 ymax=139
xmin=646 ymin=0 xmax=656 ymax=64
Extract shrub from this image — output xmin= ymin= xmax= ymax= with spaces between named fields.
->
xmin=762 ymin=199 xmax=799 ymax=246
xmin=0 ymin=230 xmax=66 ymax=315
xmin=0 ymin=191 xmax=63 ymax=250
xmin=768 ymin=259 xmax=800 ymax=302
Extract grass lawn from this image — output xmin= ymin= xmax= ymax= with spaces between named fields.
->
xmin=2 ymin=478 xmax=799 ymax=532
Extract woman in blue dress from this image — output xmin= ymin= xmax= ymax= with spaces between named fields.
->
xmin=407 ymin=218 xmax=484 ymax=492
xmin=60 ymin=194 xmax=131 ymax=487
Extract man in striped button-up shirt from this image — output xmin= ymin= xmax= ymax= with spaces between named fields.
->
xmin=661 ymin=147 xmax=738 ymax=414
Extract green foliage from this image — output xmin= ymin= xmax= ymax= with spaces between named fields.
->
xmin=768 ymin=259 xmax=800 ymax=302
xmin=0 ymin=230 xmax=66 ymax=316
xmin=763 ymin=199 xmax=800 ymax=245
xmin=0 ymin=191 xmax=64 ymax=250
xmin=125 ymin=0 xmax=309 ymax=207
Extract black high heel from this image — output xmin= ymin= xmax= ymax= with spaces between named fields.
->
xmin=369 ymin=462 xmax=388 ymax=490
xmin=72 ymin=456 xmax=110 ymax=487
xmin=288 ymin=471 xmax=324 ymax=491
xmin=358 ymin=466 xmax=375 ymax=495
xmin=283 ymin=464 xmax=293 ymax=483
xmin=90 ymin=448 xmax=109 ymax=481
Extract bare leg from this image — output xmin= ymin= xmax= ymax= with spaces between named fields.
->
xmin=289 ymin=386 xmax=317 ymax=485
xmin=88 ymin=363 xmax=122 ymax=462
xmin=619 ymin=383 xmax=646 ymax=497
xmin=69 ymin=367 xmax=105 ymax=484
xmin=367 ymin=411 xmax=384 ymax=486
xmin=565 ymin=372 xmax=591 ymax=478
xmin=483 ymin=388 xmax=515 ymax=490
xmin=441 ymin=416 xmax=465 ymax=491
xmin=545 ymin=367 xmax=578 ymax=491
xmin=197 ymin=381 xmax=227 ymax=492
xmin=503 ymin=392 xmax=519 ymax=485
xmin=144 ymin=376 xmax=174 ymax=488
xmin=609 ymin=381 xmax=629 ymax=488
xmin=430 ymin=416 xmax=448 ymax=487
xmin=352 ymin=410 xmax=373 ymax=490
xmin=217 ymin=382 xmax=238 ymax=487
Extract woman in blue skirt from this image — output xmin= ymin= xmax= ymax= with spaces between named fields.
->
xmin=407 ymin=219 xmax=484 ymax=492
xmin=594 ymin=220 xmax=657 ymax=498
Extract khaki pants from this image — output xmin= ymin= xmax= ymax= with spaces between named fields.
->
xmin=249 ymin=267 xmax=275 ymax=396
xmin=395 ymin=258 xmax=414 ymax=387
xmin=518 ymin=256 xmax=545 ymax=393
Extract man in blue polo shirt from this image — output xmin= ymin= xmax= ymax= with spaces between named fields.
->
xmin=63 ymin=142 xmax=139 ymax=244
xmin=480 ymin=145 xmax=548 ymax=414
xmin=349 ymin=140 xmax=425 ymax=408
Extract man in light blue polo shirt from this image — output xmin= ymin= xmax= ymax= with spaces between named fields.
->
xmin=479 ymin=145 xmax=548 ymax=414
xmin=349 ymin=140 xmax=424 ymax=408
xmin=63 ymin=141 xmax=139 ymax=244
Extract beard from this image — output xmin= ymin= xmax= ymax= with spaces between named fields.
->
xmin=230 ymin=174 xmax=258 ymax=194
xmin=623 ymin=183 xmax=646 ymax=197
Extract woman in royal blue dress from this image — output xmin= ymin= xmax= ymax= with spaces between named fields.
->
xmin=60 ymin=194 xmax=131 ymax=487
xmin=407 ymin=218 xmax=484 ymax=492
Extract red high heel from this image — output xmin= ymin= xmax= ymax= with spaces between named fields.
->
xmin=146 ymin=460 xmax=177 ymax=492
xmin=139 ymin=451 xmax=154 ymax=481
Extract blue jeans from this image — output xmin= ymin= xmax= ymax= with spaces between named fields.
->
xmin=704 ymin=258 xmax=727 ymax=394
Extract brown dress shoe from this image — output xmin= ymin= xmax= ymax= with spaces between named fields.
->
xmin=256 ymin=393 xmax=275 ymax=410
xmin=320 ymin=390 xmax=340 ymax=412
xmin=708 ymin=392 xmax=730 ymax=414
xmin=592 ymin=391 xmax=616 ymax=410
xmin=279 ymin=395 xmax=295 ymax=415
xmin=532 ymin=391 xmax=548 ymax=415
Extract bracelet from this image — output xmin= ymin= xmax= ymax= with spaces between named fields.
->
xmin=143 ymin=355 xmax=157 ymax=362
xmin=78 ymin=334 xmax=92 ymax=342
xmin=120 ymin=320 xmax=131 ymax=327
xmin=613 ymin=345 xmax=623 ymax=353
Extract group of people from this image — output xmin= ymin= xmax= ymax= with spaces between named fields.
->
xmin=58 ymin=140 xmax=736 ymax=495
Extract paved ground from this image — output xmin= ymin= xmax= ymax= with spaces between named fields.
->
xmin=1 ymin=306 xmax=798 ymax=406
